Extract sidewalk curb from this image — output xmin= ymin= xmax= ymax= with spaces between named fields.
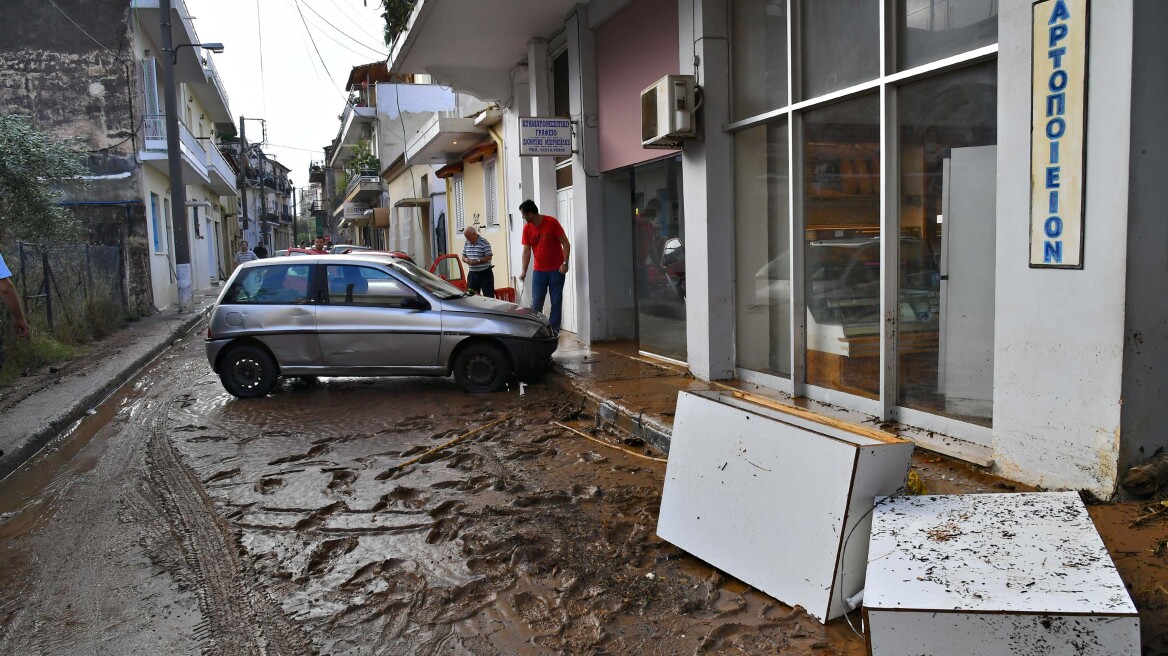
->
xmin=0 ymin=307 xmax=211 ymax=482
xmin=547 ymin=365 xmax=673 ymax=455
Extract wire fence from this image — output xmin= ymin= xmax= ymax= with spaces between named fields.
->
xmin=6 ymin=242 xmax=128 ymax=344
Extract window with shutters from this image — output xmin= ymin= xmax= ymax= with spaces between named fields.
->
xmin=453 ymin=175 xmax=466 ymax=232
xmin=142 ymin=57 xmax=164 ymax=142
xmin=484 ymin=157 xmax=498 ymax=227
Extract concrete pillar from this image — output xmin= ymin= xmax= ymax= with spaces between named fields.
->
xmin=566 ymin=5 xmax=605 ymax=343
xmin=503 ymin=65 xmax=531 ymax=288
xmin=526 ymin=39 xmax=557 ymax=223
xmin=679 ymin=0 xmax=735 ymax=380
xmin=992 ymin=0 xmax=1134 ymax=498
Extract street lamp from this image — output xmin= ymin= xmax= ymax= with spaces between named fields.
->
xmin=167 ymin=42 xmax=225 ymax=64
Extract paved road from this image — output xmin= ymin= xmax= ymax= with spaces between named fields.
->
xmin=0 ymin=325 xmax=864 ymax=655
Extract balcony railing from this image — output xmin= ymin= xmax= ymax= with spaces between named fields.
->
xmin=344 ymin=172 xmax=382 ymax=198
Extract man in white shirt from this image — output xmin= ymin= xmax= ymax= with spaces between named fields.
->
xmin=460 ymin=227 xmax=495 ymax=298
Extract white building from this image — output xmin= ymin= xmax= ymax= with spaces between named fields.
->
xmin=131 ymin=0 xmax=240 ymax=306
xmin=388 ymin=0 xmax=1168 ymax=498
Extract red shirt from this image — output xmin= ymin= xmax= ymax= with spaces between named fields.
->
xmin=522 ymin=215 xmax=566 ymax=271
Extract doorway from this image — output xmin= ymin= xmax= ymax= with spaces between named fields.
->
xmin=631 ymin=156 xmax=686 ymax=361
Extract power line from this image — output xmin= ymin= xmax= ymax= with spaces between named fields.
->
xmin=290 ymin=0 xmax=351 ymax=104
xmin=256 ymin=0 xmax=269 ymax=118
xmin=321 ymin=0 xmax=385 ymax=45
xmin=291 ymin=4 xmax=388 ymax=62
xmin=298 ymin=0 xmax=388 ymax=59
xmin=47 ymin=0 xmax=118 ymax=57
xmin=264 ymin=142 xmax=326 ymax=153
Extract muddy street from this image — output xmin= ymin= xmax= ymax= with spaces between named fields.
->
xmin=0 ymin=326 xmax=865 ymax=655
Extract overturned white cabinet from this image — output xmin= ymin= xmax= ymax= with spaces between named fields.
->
xmin=656 ymin=391 xmax=913 ymax=622
xmin=865 ymin=492 xmax=1140 ymax=656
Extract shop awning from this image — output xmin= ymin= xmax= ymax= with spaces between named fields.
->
xmin=394 ymin=197 xmax=431 ymax=208
xmin=388 ymin=0 xmax=581 ymax=100
xmin=461 ymin=141 xmax=498 ymax=163
xmin=435 ymin=162 xmax=463 ymax=179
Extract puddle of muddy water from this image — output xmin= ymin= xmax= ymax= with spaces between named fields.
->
xmin=0 ymin=380 xmax=146 ymax=537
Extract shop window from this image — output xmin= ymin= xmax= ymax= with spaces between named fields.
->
xmin=802 ymin=94 xmax=881 ymax=398
xmin=896 ymin=0 xmax=998 ymax=71
xmin=731 ymin=0 xmax=788 ymax=120
xmin=735 ymin=120 xmax=791 ymax=377
xmin=896 ymin=62 xmax=997 ymax=426
xmin=800 ymin=0 xmax=879 ymax=100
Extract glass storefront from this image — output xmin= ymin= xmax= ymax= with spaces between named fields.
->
xmin=730 ymin=0 xmax=998 ymax=428
xmin=633 ymin=157 xmax=686 ymax=361
xmin=734 ymin=121 xmax=790 ymax=376
xmin=897 ymin=62 xmax=997 ymax=425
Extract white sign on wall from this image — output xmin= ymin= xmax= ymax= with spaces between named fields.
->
xmin=1030 ymin=0 xmax=1088 ymax=268
xmin=518 ymin=117 xmax=573 ymax=157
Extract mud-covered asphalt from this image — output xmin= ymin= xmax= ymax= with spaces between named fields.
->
xmin=0 ymin=326 xmax=868 ymax=655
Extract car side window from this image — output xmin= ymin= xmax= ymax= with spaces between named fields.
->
xmin=326 ymin=265 xmax=417 ymax=308
xmin=226 ymin=264 xmax=311 ymax=304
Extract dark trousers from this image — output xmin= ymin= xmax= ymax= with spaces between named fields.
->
xmin=467 ymin=268 xmax=495 ymax=298
xmin=530 ymin=269 xmax=565 ymax=332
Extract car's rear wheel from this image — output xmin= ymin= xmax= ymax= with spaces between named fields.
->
xmin=453 ymin=342 xmax=510 ymax=393
xmin=219 ymin=344 xmax=279 ymax=398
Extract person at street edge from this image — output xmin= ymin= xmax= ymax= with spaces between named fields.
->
xmin=460 ymin=226 xmax=495 ymax=298
xmin=0 ymin=252 xmax=30 ymax=373
xmin=234 ymin=240 xmax=257 ymax=270
xmin=518 ymin=199 xmax=570 ymax=333
xmin=252 ymin=241 xmax=268 ymax=259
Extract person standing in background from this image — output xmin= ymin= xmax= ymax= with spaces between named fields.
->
xmin=252 ymin=241 xmax=268 ymax=259
xmin=234 ymin=240 xmax=257 ymax=271
xmin=460 ymin=226 xmax=495 ymax=298
xmin=517 ymin=199 xmax=570 ymax=334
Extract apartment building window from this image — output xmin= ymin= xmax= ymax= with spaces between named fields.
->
xmin=484 ymin=158 xmax=498 ymax=227
xmin=730 ymin=0 xmax=999 ymax=434
xmin=150 ymin=192 xmax=165 ymax=253
xmin=453 ymin=174 xmax=466 ymax=232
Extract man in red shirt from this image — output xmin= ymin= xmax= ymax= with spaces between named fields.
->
xmin=518 ymin=199 xmax=571 ymax=334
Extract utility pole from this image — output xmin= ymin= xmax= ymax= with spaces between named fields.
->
xmin=237 ymin=115 xmax=248 ymax=247
xmin=159 ymin=0 xmax=192 ymax=311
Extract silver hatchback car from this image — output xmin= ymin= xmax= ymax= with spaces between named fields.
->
xmin=206 ymin=254 xmax=557 ymax=397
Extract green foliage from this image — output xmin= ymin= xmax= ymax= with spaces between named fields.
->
xmin=0 ymin=331 xmax=80 ymax=386
xmin=345 ymin=139 xmax=380 ymax=179
xmin=380 ymin=0 xmax=416 ymax=48
xmin=0 ymin=115 xmax=88 ymax=243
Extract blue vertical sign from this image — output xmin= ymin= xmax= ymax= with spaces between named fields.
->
xmin=1030 ymin=0 xmax=1088 ymax=268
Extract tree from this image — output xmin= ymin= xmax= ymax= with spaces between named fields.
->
xmin=344 ymin=139 xmax=380 ymax=180
xmin=0 ymin=115 xmax=87 ymax=243
xmin=380 ymin=0 xmax=416 ymax=49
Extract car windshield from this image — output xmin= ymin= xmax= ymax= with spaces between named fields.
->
xmin=387 ymin=259 xmax=466 ymax=299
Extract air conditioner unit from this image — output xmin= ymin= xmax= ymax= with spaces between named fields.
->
xmin=641 ymin=74 xmax=697 ymax=149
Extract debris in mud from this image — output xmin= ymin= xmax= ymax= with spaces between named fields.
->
xmin=1120 ymin=451 xmax=1168 ymax=496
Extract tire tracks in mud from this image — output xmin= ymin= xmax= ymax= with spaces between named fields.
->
xmin=144 ymin=370 xmax=309 ymax=656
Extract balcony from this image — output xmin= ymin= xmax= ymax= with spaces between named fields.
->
xmin=139 ymin=115 xmax=210 ymax=185
xmin=342 ymin=173 xmax=384 ymax=205
xmin=328 ymin=102 xmax=376 ymax=167
xmin=202 ymin=141 xmax=237 ymax=196
xmin=309 ymin=161 xmax=326 ymax=184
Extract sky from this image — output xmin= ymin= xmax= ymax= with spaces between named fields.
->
xmin=183 ymin=0 xmax=390 ymax=201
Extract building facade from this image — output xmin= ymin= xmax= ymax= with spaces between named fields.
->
xmin=389 ymin=0 xmax=1168 ymax=498
xmin=0 ymin=0 xmax=242 ymax=312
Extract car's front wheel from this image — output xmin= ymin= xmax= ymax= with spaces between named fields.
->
xmin=219 ymin=344 xmax=279 ymax=398
xmin=453 ymin=342 xmax=510 ymax=393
